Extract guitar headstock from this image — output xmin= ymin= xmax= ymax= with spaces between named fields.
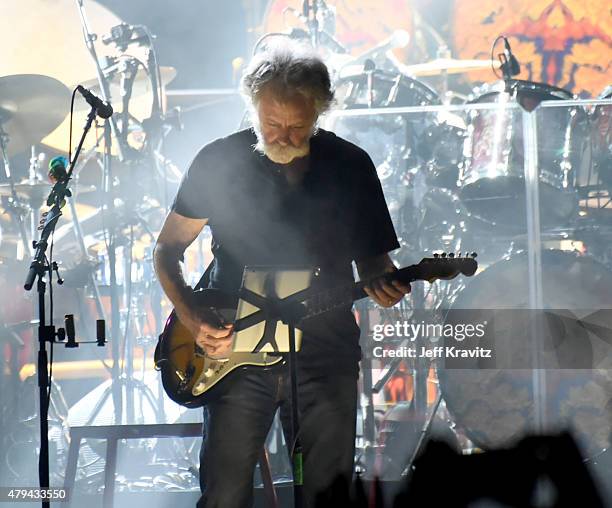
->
xmin=416 ymin=252 xmax=478 ymax=282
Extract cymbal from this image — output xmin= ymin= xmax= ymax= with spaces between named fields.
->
xmin=80 ymin=65 xmax=177 ymax=102
xmin=0 ymin=74 xmax=70 ymax=156
xmin=400 ymin=58 xmax=501 ymax=77
xmin=0 ymin=0 xmax=125 ymax=88
xmin=0 ymin=180 xmax=96 ymax=202
xmin=0 ymin=0 xmax=153 ymax=155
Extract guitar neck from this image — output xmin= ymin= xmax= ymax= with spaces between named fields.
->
xmin=230 ymin=255 xmax=476 ymax=326
xmin=301 ymin=264 xmax=435 ymax=319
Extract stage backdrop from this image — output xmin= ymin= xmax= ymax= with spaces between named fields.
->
xmin=263 ymin=0 xmax=611 ymax=97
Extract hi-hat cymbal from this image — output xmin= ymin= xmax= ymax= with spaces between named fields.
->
xmin=0 ymin=74 xmax=70 ymax=156
xmin=80 ymin=65 xmax=177 ymax=102
xmin=400 ymin=58 xmax=501 ymax=77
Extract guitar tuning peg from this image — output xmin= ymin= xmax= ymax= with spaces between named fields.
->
xmin=433 ymin=253 xmax=439 ymax=258
xmin=441 ymin=252 xmax=447 ymax=258
xmin=471 ymin=252 xmax=478 ymax=258
xmin=448 ymin=253 xmax=455 ymax=258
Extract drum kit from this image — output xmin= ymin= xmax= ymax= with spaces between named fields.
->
xmin=298 ymin=10 xmax=612 ymax=478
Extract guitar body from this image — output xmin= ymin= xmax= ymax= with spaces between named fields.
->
xmin=155 ymin=289 xmax=283 ymax=408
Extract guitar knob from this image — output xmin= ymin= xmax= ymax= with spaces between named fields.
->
xmin=433 ymin=253 xmax=439 ymax=258
xmin=441 ymin=253 xmax=447 ymax=258
xmin=471 ymin=252 xmax=478 ymax=258
xmin=449 ymin=253 xmax=455 ymax=258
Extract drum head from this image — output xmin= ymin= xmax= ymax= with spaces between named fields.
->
xmin=439 ymin=250 xmax=612 ymax=457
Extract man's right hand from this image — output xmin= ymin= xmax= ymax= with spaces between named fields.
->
xmin=178 ymin=307 xmax=234 ymax=359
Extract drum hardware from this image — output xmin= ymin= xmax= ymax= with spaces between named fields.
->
xmin=3 ymin=375 xmax=71 ymax=486
xmin=495 ymin=35 xmax=521 ymax=93
xmin=70 ymin=0 xmax=177 ymax=438
xmin=0 ymin=123 xmax=33 ymax=258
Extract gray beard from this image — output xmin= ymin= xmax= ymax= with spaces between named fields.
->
xmin=251 ymin=119 xmax=317 ymax=164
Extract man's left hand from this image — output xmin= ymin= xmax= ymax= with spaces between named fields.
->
xmin=364 ymin=276 xmax=411 ymax=307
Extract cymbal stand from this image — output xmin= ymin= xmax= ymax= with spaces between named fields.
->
xmin=356 ymin=300 xmax=377 ymax=476
xmin=104 ymin=25 xmax=169 ymax=424
xmin=120 ymin=221 xmax=164 ymax=425
xmin=27 ymin=146 xmax=45 ymax=247
xmin=75 ymin=0 xmax=126 ymax=162
xmin=76 ymin=0 xmax=132 ymax=425
xmin=67 ymin=20 xmax=175 ymax=437
xmin=0 ymin=126 xmax=31 ymax=257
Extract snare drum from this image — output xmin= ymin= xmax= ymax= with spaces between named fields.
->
xmin=459 ymin=80 xmax=587 ymax=230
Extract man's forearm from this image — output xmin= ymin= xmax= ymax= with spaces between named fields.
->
xmin=153 ymin=244 xmax=195 ymax=316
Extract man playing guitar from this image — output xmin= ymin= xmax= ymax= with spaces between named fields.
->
xmin=153 ymin=41 xmax=410 ymax=507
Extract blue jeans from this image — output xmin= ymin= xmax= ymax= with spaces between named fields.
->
xmin=196 ymin=363 xmax=358 ymax=508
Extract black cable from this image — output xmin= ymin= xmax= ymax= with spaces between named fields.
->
xmin=68 ymin=88 xmax=77 ymax=164
xmin=490 ymin=35 xmax=505 ymax=81
xmin=47 ymin=230 xmax=55 ymax=409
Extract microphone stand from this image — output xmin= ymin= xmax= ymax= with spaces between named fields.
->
xmin=24 ymin=106 xmax=98 ymax=508
xmin=302 ymin=0 xmax=320 ymax=48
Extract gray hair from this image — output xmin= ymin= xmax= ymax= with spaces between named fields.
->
xmin=240 ymin=40 xmax=334 ymax=115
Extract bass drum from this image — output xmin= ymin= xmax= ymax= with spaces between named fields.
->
xmin=458 ymin=80 xmax=588 ymax=230
xmin=438 ymin=250 xmax=612 ymax=458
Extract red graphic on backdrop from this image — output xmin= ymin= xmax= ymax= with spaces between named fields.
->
xmin=453 ymin=0 xmax=611 ymax=97
xmin=505 ymin=0 xmax=611 ymax=91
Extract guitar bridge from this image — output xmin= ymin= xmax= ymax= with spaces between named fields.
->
xmin=176 ymin=364 xmax=195 ymax=394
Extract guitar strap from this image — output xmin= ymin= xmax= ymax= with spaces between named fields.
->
xmin=194 ymin=258 xmax=215 ymax=291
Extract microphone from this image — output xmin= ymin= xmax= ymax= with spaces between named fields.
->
xmin=76 ymin=85 xmax=114 ymax=119
xmin=502 ymin=36 xmax=521 ymax=76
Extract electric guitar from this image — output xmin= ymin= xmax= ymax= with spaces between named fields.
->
xmin=155 ymin=253 xmax=478 ymax=408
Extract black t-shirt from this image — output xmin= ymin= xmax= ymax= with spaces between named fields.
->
xmin=172 ymin=128 xmax=399 ymax=375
